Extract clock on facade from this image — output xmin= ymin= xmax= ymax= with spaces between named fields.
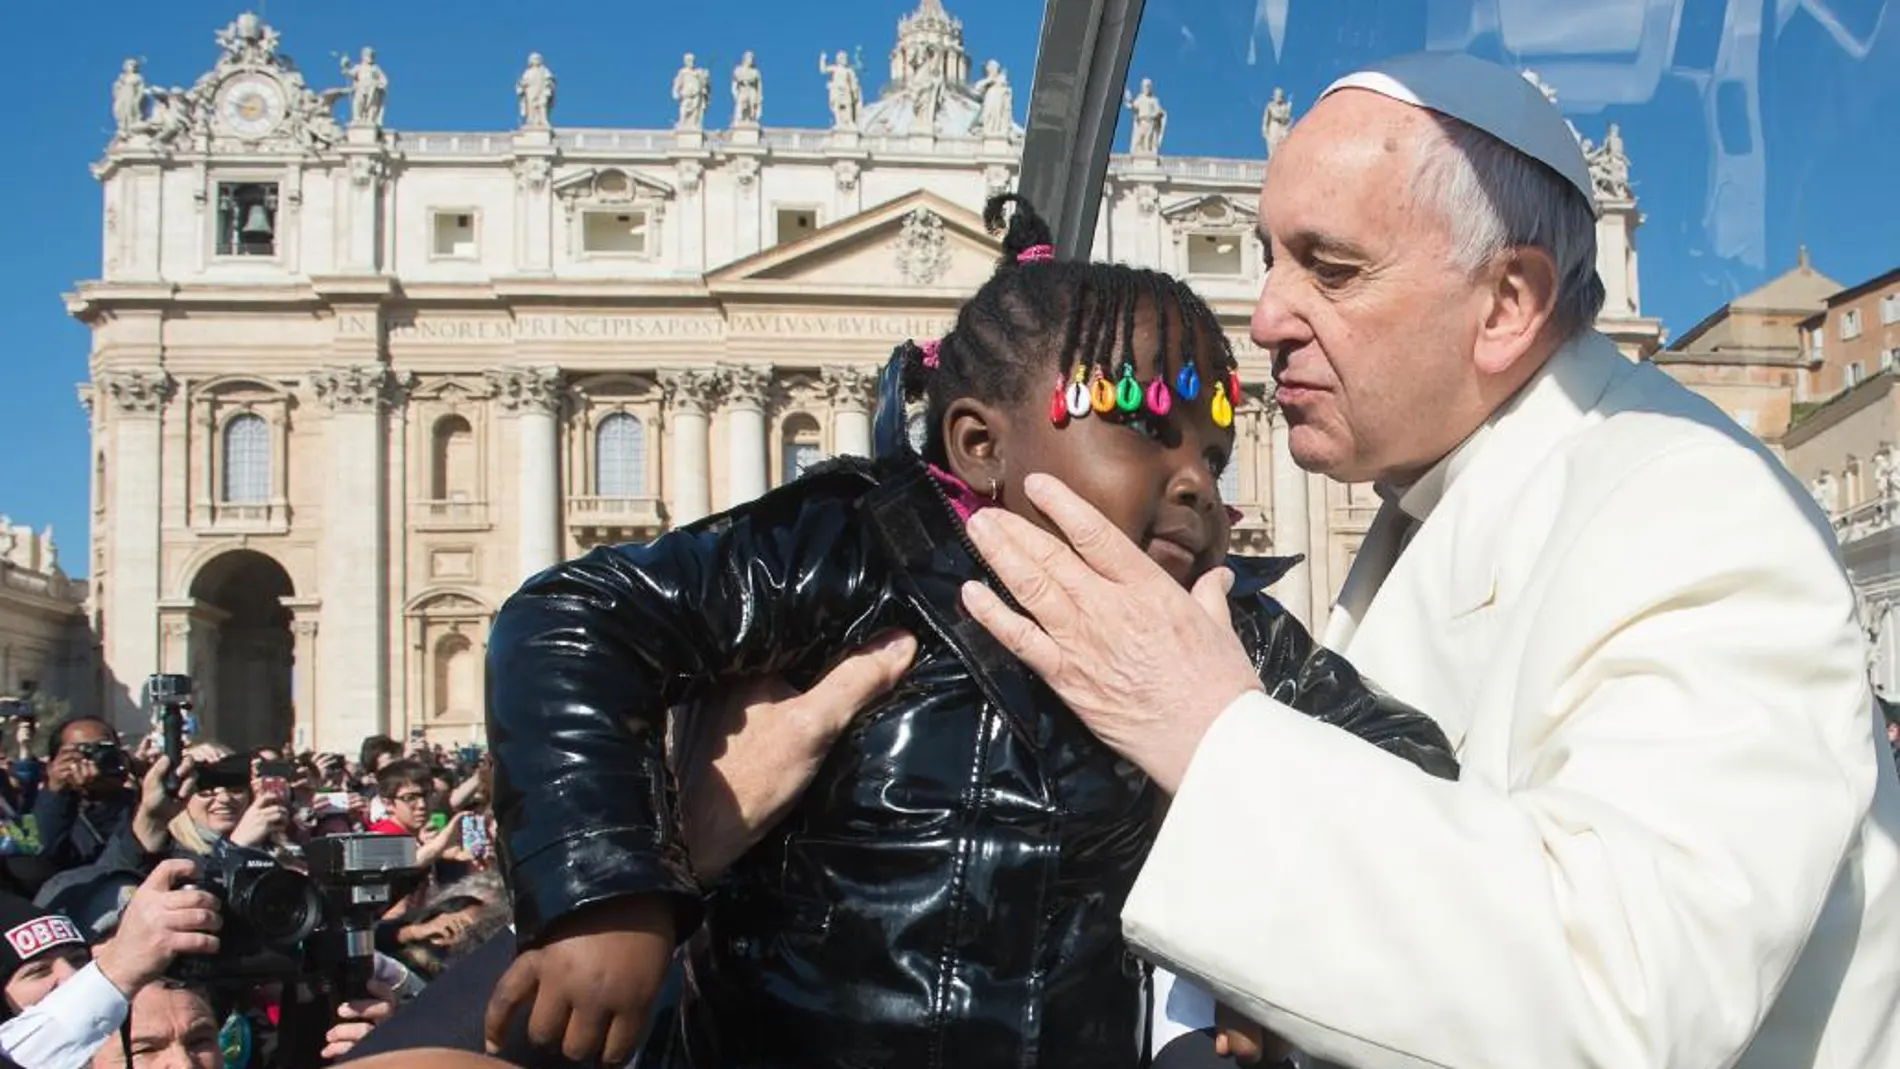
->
xmin=215 ymin=73 xmax=287 ymax=139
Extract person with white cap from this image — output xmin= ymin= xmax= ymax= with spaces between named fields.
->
xmin=950 ymin=49 xmax=1900 ymax=1069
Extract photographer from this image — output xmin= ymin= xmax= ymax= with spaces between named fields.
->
xmin=0 ymin=860 xmax=218 ymax=1069
xmin=31 ymin=720 xmax=135 ymax=872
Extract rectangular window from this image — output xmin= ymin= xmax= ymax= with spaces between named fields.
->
xmin=1842 ymin=309 xmax=1863 ymax=341
xmin=1846 ymin=361 xmax=1865 ymax=388
xmin=432 ymin=212 xmax=477 ymax=258
xmin=1882 ymin=293 xmax=1899 ymax=325
xmin=776 ymin=208 xmax=818 ymax=246
xmin=783 ymin=441 xmax=823 ymax=483
xmin=215 ymin=182 xmax=279 ymax=257
xmin=582 ymin=210 xmax=648 ymax=255
xmin=1186 ymin=232 xmax=1244 ymax=276
xmin=1217 ymin=460 xmax=1240 ymax=504
xmin=1882 ymin=348 xmax=1897 ymax=373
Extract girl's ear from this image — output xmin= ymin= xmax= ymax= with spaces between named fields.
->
xmin=942 ymin=397 xmax=1009 ymax=490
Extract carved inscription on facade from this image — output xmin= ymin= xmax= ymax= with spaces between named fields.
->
xmin=381 ymin=313 xmax=959 ymax=344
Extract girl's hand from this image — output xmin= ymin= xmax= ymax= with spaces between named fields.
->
xmin=231 ymin=795 xmax=289 ymax=848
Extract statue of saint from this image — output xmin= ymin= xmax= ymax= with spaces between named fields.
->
xmin=973 ymin=59 xmax=1013 ymax=138
xmin=820 ymin=51 xmax=861 ymax=130
xmin=1124 ymin=78 xmax=1166 ymax=155
xmin=517 ymin=53 xmax=556 ymax=128
xmin=732 ymin=51 xmax=763 ymax=127
xmin=145 ymin=86 xmax=196 ymax=146
xmin=112 ymin=59 xmax=149 ymax=137
xmin=341 ymin=47 xmax=388 ymax=127
xmin=1589 ymin=122 xmax=1632 ymax=200
xmin=909 ymin=45 xmax=945 ymax=130
xmin=672 ymin=53 xmax=711 ymax=131
xmin=1262 ymin=87 xmax=1292 ymax=157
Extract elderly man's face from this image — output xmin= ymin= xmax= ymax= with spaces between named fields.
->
xmin=1251 ymin=90 xmax=1498 ymax=485
xmin=90 ymin=982 xmax=222 ymax=1069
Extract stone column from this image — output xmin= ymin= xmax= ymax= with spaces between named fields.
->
xmin=309 ymin=365 xmax=395 ymax=750
xmin=733 ymin=156 xmax=764 ymax=259
xmin=341 ymin=151 xmax=387 ymax=273
xmin=721 ymin=365 xmax=773 ymax=506
xmin=824 ymin=364 xmax=876 ymax=458
xmin=1268 ymin=406 xmax=1314 ymax=628
xmin=513 ymin=150 xmax=555 ymax=273
xmin=489 ymin=367 xmax=565 ymax=579
xmin=99 ymin=370 xmax=174 ymax=728
xmin=662 ymin=370 xmax=719 ymax=525
xmin=284 ymin=600 xmax=320 ymax=754
xmin=674 ymin=160 xmax=706 ymax=274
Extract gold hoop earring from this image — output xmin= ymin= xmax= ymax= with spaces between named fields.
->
xmin=988 ymin=477 xmax=1001 ymax=500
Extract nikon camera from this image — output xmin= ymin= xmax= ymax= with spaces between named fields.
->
xmin=171 ymin=833 xmax=424 ymax=995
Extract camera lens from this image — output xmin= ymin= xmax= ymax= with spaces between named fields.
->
xmin=233 ymin=867 xmax=324 ymax=947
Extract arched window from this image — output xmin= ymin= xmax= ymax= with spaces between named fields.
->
xmin=430 ymin=415 xmax=476 ymax=501
xmin=222 ymin=414 xmax=270 ymax=503
xmin=780 ymin=414 xmax=824 ymax=485
xmin=433 ymin=632 xmax=478 ymax=719
xmin=595 ymin=413 xmax=646 ymax=496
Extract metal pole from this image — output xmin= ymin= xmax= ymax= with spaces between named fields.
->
xmin=1017 ymin=0 xmax=1147 ymax=261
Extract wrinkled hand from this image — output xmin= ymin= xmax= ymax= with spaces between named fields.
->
xmin=960 ymin=473 xmax=1262 ymax=794
xmin=94 ymin=859 xmax=221 ymax=994
xmin=46 ymin=751 xmax=87 ymax=793
xmin=484 ymin=895 xmax=676 ymax=1066
xmin=321 ymin=978 xmax=398 ymax=1061
xmin=131 ymin=755 xmax=198 ymax=854
xmin=678 ymin=630 xmax=917 ymax=881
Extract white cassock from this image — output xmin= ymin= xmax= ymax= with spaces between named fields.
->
xmin=1130 ymin=329 xmax=1900 ymax=1068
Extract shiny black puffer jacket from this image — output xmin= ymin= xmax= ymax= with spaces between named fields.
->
xmin=486 ymin=394 xmax=1457 ymax=1069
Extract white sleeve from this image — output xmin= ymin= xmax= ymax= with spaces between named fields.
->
xmin=1121 ymin=443 xmax=1880 ymax=1069
xmin=0 ymin=962 xmax=130 ymax=1069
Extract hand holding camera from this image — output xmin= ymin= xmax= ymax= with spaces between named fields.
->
xmin=132 ymin=753 xmax=198 ymax=854
xmin=95 ymin=859 xmax=223 ymax=995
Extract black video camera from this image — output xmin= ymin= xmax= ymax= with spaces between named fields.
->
xmin=172 ymin=834 xmax=425 ymax=989
xmin=146 ymin=673 xmax=193 ymax=795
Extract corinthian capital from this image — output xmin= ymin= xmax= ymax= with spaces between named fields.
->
xmin=821 ymin=364 xmax=877 ymax=410
xmin=660 ymin=368 xmax=720 ymax=417
xmin=486 ymin=365 xmax=564 ymax=413
xmin=309 ymin=365 xmax=399 ymax=412
xmin=98 ymin=370 xmax=176 ymax=415
xmin=718 ymin=364 xmax=773 ymax=409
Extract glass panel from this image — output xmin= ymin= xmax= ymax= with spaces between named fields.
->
xmin=221 ymin=414 xmax=270 ymax=504
xmin=1218 ymin=460 xmax=1240 ymax=504
xmin=582 ymin=211 xmax=647 ymax=254
xmin=596 ymin=413 xmax=646 ymax=496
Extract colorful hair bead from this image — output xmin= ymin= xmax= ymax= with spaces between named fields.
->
xmin=1064 ymin=364 xmax=1092 ymax=419
xmin=1210 ymin=381 xmax=1234 ymax=429
xmin=1049 ymin=376 xmax=1070 ymax=427
xmin=1175 ymin=365 xmax=1201 ymax=401
xmin=1114 ymin=365 xmax=1143 ymax=413
xmin=1017 ymin=244 xmax=1056 ymax=264
xmin=920 ymin=338 xmax=942 ymax=370
xmin=1227 ymin=369 xmax=1242 ymax=404
xmin=1090 ymin=370 xmax=1117 ymax=414
xmin=1144 ymin=377 xmax=1173 ymax=416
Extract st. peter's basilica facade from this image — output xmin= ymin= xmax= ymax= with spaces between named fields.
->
xmin=69 ymin=3 xmax=1660 ymax=750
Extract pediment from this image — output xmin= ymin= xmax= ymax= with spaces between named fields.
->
xmin=1161 ymin=193 xmax=1258 ymax=231
xmin=708 ymin=190 xmax=1002 ymax=291
xmin=553 ymin=166 xmax=674 ymax=203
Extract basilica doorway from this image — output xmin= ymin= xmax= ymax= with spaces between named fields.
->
xmin=187 ymin=550 xmax=294 ymax=752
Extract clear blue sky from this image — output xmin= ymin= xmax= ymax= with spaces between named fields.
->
xmin=3 ymin=0 xmax=1894 ymax=576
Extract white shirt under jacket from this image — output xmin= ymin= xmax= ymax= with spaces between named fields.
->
xmin=1125 ymin=329 xmax=1900 ymax=1069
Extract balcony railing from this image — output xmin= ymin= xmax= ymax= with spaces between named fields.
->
xmin=410 ymin=499 xmax=490 ymax=531
xmin=1834 ymin=493 xmax=1900 ymax=543
xmin=567 ymin=495 xmax=667 ymax=545
xmin=191 ymin=500 xmax=290 ymax=534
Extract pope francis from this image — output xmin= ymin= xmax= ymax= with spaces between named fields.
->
xmin=960 ymin=51 xmax=1900 ymax=1069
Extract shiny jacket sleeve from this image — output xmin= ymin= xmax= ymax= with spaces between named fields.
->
xmin=486 ymin=467 xmax=890 ymax=947
xmin=1226 ymin=557 xmax=1457 ymax=780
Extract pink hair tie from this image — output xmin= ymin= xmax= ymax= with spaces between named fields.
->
xmin=920 ymin=338 xmax=942 ymax=369
xmin=1017 ymin=244 xmax=1055 ymax=264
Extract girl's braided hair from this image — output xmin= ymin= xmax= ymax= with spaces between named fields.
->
xmin=897 ymin=193 xmax=1237 ymax=465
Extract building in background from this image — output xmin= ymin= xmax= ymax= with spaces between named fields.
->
xmin=70 ymin=5 xmax=1661 ymax=750
xmin=0 ymin=519 xmax=93 ymax=715
xmin=1652 ymin=247 xmax=1841 ymax=450
xmin=1778 ymin=264 xmax=1900 ymax=700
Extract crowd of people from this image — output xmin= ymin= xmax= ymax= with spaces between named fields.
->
xmin=0 ymin=713 xmax=505 ymax=1069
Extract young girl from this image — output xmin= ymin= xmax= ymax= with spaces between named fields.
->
xmin=484 ymin=195 xmax=1457 ymax=1069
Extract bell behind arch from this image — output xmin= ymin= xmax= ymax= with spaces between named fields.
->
xmin=240 ymin=202 xmax=274 ymax=241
